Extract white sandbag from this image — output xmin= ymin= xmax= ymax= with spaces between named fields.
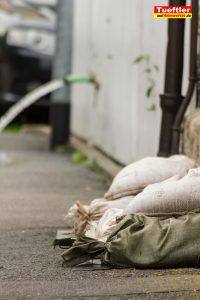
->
xmin=67 ymin=196 xmax=134 ymax=235
xmin=88 ymin=171 xmax=200 ymax=242
xmin=123 ymin=168 xmax=200 ymax=214
xmin=67 ymin=199 xmax=104 ymax=224
xmin=105 ymin=155 xmax=195 ymax=200
xmin=85 ymin=208 xmax=123 ymax=242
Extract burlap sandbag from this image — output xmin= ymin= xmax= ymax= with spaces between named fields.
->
xmin=56 ymin=212 xmax=200 ymax=268
xmin=67 ymin=196 xmax=134 ymax=236
xmin=85 ymin=208 xmax=123 ymax=242
xmin=123 ymin=168 xmax=200 ymax=214
xmin=105 ymin=155 xmax=195 ymax=200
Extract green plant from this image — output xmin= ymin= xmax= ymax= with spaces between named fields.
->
xmin=146 ymin=103 xmax=157 ymax=112
xmin=71 ymin=150 xmax=97 ymax=170
xmin=3 ymin=123 xmax=21 ymax=132
xmin=71 ymin=150 xmax=86 ymax=164
xmin=132 ymin=55 xmax=159 ymax=112
xmin=107 ymin=53 xmax=113 ymax=60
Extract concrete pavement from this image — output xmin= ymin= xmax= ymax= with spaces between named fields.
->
xmin=1 ymin=132 xmax=200 ymax=300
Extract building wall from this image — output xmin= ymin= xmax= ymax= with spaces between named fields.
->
xmin=71 ymin=0 xmax=190 ymax=165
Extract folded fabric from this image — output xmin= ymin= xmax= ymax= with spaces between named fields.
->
xmin=56 ymin=211 xmax=200 ymax=268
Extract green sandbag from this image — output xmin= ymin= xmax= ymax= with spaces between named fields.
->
xmin=56 ymin=212 xmax=200 ymax=268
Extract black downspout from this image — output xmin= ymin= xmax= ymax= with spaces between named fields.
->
xmin=158 ymin=0 xmax=186 ymax=157
xmin=171 ymin=0 xmax=198 ymax=154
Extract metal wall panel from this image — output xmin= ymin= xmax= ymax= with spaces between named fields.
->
xmin=71 ymin=0 xmax=190 ymax=164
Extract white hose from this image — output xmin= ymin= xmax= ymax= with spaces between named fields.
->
xmin=0 ymin=79 xmax=65 ymax=132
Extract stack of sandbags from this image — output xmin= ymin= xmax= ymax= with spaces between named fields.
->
xmin=87 ymin=168 xmax=200 ymax=242
xmin=67 ymin=155 xmax=195 ymax=236
xmin=105 ymin=155 xmax=195 ymax=200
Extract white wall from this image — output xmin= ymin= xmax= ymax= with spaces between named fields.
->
xmin=71 ymin=0 xmax=190 ymax=165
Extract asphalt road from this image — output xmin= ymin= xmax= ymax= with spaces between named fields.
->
xmin=1 ymin=132 xmax=200 ymax=300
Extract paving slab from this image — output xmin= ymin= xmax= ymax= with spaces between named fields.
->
xmin=0 ymin=132 xmax=200 ymax=300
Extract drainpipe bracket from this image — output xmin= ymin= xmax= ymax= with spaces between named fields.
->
xmin=160 ymin=94 xmax=184 ymax=112
xmin=189 ymin=76 xmax=199 ymax=82
xmin=172 ymin=125 xmax=182 ymax=133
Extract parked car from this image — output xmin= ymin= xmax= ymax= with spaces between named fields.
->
xmin=0 ymin=0 xmax=56 ymax=123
